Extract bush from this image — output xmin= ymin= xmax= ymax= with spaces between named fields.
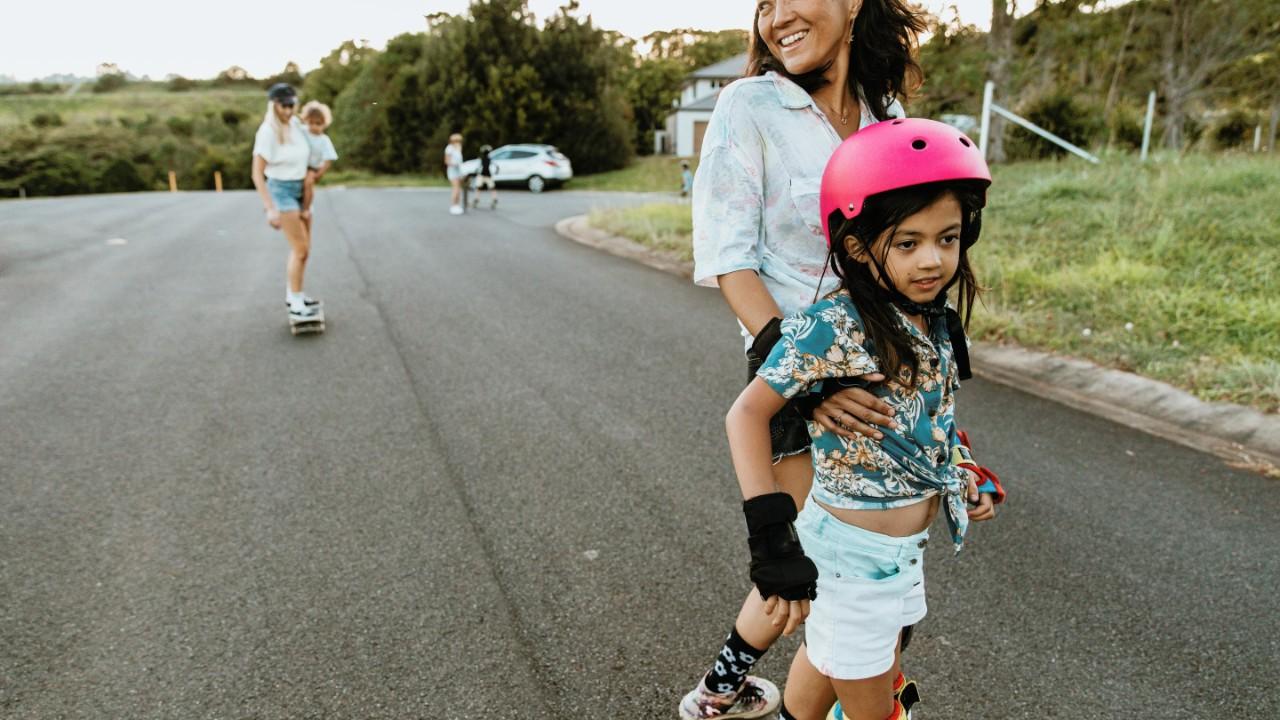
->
xmin=92 ymin=73 xmax=127 ymax=93
xmin=1210 ymin=109 xmax=1256 ymax=150
xmin=97 ymin=158 xmax=149 ymax=193
xmin=166 ymin=116 xmax=194 ymax=137
xmin=168 ymin=76 xmax=195 ymax=92
xmin=1007 ymin=92 xmax=1103 ymax=160
xmin=221 ymin=109 xmax=248 ymax=127
xmin=30 ymin=112 xmax=64 ymax=129
xmin=1107 ymin=105 xmax=1145 ymax=150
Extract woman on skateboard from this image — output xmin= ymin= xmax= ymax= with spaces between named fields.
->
xmin=251 ymin=82 xmax=320 ymax=319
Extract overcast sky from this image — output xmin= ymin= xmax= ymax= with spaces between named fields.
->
xmin=3 ymin=0 xmax=1001 ymax=81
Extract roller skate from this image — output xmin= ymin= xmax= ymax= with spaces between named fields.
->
xmin=678 ymin=674 xmax=779 ymax=720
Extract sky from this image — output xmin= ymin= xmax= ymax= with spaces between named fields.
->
xmin=2 ymin=1 xmax=1001 ymax=82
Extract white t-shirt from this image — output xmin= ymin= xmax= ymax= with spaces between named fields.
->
xmin=253 ymin=117 xmax=311 ymax=181
xmin=306 ymin=132 xmax=339 ymax=170
xmin=444 ymin=144 xmax=463 ymax=167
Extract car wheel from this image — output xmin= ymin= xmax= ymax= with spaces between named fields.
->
xmin=527 ymin=175 xmax=546 ymax=193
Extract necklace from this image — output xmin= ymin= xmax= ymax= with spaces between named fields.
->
xmin=817 ymin=96 xmax=851 ymax=126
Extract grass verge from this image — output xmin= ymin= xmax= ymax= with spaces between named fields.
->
xmin=586 ymin=154 xmax=1280 ymax=412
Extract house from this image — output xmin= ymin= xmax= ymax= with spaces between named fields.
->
xmin=661 ymin=52 xmax=749 ymax=157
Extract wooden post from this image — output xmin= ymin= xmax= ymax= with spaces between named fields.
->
xmin=214 ymin=171 xmax=223 ymax=192
xmin=168 ymin=171 xmax=177 ymax=192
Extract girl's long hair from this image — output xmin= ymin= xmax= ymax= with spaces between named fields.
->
xmin=828 ymin=182 xmax=986 ymax=388
xmin=746 ymin=0 xmax=926 ymax=120
xmin=264 ymin=101 xmax=291 ymax=146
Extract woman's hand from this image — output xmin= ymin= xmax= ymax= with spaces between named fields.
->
xmin=965 ymin=469 xmax=996 ymax=521
xmin=763 ymin=595 xmax=810 ymax=636
xmin=812 ymin=374 xmax=896 ymax=439
xmin=266 ymin=208 xmax=281 ymax=229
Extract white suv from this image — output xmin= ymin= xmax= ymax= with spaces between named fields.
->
xmin=459 ymin=144 xmax=573 ymax=193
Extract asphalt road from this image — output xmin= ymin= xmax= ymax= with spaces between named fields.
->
xmin=2 ymin=187 xmax=1277 ymax=720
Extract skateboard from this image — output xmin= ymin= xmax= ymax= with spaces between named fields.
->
xmin=289 ymin=304 xmax=325 ymax=336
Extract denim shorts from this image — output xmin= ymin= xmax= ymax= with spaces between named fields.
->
xmin=746 ymin=353 xmax=811 ymax=461
xmin=267 ymin=178 xmax=304 ymax=213
xmin=796 ymin=499 xmax=929 ymax=680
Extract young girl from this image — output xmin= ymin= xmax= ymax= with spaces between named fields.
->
xmin=731 ymin=119 xmax=997 ymax=720
xmin=444 ymin=133 xmax=465 ymax=215
xmin=299 ymin=100 xmax=339 ymax=223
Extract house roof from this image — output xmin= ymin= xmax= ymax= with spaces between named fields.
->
xmin=689 ymin=52 xmax=749 ymax=80
xmin=680 ymin=91 xmax=723 ymax=112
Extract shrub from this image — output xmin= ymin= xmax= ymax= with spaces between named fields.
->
xmin=92 ymin=73 xmax=127 ymax=93
xmin=30 ymin=112 xmax=64 ymax=129
xmin=166 ymin=116 xmax=194 ymax=137
xmin=221 ymin=109 xmax=247 ymax=127
xmin=1210 ymin=110 xmax=1256 ymax=150
xmin=97 ymin=158 xmax=149 ymax=193
xmin=1007 ymin=92 xmax=1103 ymax=160
xmin=168 ymin=76 xmax=195 ymax=92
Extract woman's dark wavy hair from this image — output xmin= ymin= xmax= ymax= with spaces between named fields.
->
xmin=827 ymin=181 xmax=986 ymax=388
xmin=747 ymin=0 xmax=926 ymax=120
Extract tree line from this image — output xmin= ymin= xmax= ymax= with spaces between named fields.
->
xmin=2 ymin=0 xmax=1276 ymax=197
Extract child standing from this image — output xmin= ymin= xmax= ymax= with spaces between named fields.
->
xmin=471 ymin=144 xmax=498 ymax=210
xmin=680 ymin=161 xmax=694 ymax=199
xmin=445 ymin=133 xmax=465 ymax=215
xmin=725 ymin=119 xmax=999 ymax=720
xmin=299 ymin=101 xmax=338 ymax=224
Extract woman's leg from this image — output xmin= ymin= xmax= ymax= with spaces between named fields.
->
xmin=280 ymin=212 xmax=310 ymax=294
xmin=828 ymin=663 xmax=898 ymax=720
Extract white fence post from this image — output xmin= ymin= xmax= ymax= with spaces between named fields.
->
xmin=1141 ymin=90 xmax=1156 ymax=162
xmin=979 ymin=81 xmax=995 ymax=160
xmin=1253 ymin=125 xmax=1262 ymax=152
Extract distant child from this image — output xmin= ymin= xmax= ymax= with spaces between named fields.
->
xmin=720 ymin=119 xmax=1002 ymax=720
xmin=445 ymin=133 xmax=465 ymax=215
xmin=472 ymin=144 xmax=498 ymax=210
xmin=300 ymin=101 xmax=338 ymax=222
xmin=680 ymin=160 xmax=694 ymax=199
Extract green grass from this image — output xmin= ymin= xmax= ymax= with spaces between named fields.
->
xmin=588 ymin=154 xmax=1280 ymax=412
xmin=572 ymin=155 xmax=698 ymax=193
xmin=589 ymin=203 xmax=694 ymax=261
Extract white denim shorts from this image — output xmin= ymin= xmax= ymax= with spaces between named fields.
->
xmin=796 ymin=499 xmax=929 ymax=680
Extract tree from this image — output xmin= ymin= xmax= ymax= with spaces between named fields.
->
xmin=1151 ymin=0 xmax=1270 ymax=150
xmin=215 ymin=66 xmax=255 ymax=86
xmin=303 ymin=40 xmax=378 ymax=106
xmin=986 ymin=0 xmax=1015 ymax=162
xmin=262 ymin=61 xmax=305 ymax=89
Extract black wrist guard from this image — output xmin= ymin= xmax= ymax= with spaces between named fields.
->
xmin=743 ymin=493 xmax=818 ymax=602
xmin=745 ymin=317 xmax=783 ymax=381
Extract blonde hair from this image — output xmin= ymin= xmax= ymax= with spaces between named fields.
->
xmin=449 ymin=133 xmax=463 ymax=143
xmin=264 ymin=101 xmax=292 ymax=146
xmin=300 ymin=100 xmax=332 ymax=129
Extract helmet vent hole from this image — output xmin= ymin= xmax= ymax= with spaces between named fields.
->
xmin=892 ymin=119 xmax=904 ymax=125
xmin=911 ymin=139 xmax=927 ymax=150
xmin=959 ymin=137 xmax=972 ymax=147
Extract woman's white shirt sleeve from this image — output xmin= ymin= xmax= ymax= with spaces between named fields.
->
xmin=691 ymin=84 xmax=765 ymax=288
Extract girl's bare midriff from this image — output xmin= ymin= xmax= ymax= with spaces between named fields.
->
xmin=815 ymin=495 xmax=939 ymax=537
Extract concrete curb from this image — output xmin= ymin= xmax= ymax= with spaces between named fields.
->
xmin=555 ymin=214 xmax=1280 ymax=474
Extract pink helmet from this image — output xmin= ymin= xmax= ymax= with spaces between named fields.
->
xmin=820 ymin=118 xmax=992 ymax=246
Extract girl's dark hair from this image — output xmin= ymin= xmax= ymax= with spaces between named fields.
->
xmin=828 ymin=181 xmax=986 ymax=387
xmin=747 ymin=0 xmax=926 ymax=120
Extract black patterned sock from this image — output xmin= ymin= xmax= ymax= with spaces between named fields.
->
xmin=779 ymin=703 xmax=798 ymax=720
xmin=702 ymin=627 xmax=766 ymax=695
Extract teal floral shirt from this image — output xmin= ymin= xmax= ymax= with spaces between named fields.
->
xmin=757 ymin=290 xmax=971 ymax=550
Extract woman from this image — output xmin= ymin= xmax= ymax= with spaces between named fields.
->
xmin=252 ymin=83 xmax=320 ymax=318
xmin=680 ymin=2 xmax=928 ymax=719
